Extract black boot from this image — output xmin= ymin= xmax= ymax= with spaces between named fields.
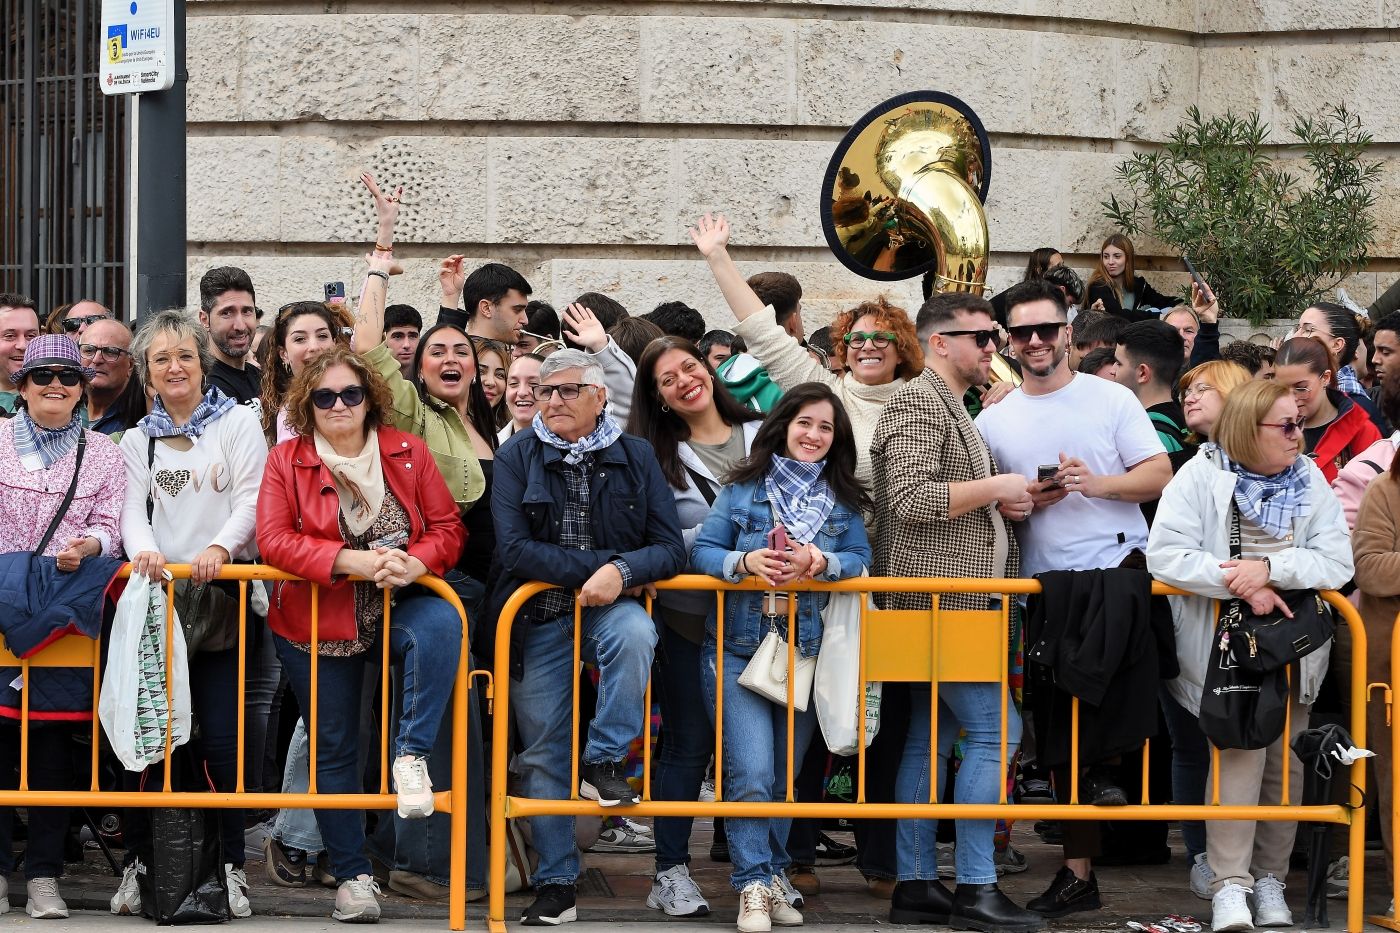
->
xmin=890 ymin=879 xmax=954 ymax=924
xmin=950 ymin=883 xmax=1046 ymax=932
xmin=1025 ymin=866 xmax=1101 ymax=918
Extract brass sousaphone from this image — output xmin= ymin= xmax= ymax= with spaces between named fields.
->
xmin=820 ymin=91 xmax=1017 ymax=384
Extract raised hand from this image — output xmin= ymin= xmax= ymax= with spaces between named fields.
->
xmin=688 ymin=213 xmax=731 ymax=259
xmin=439 ymin=255 xmax=467 ymax=306
xmin=360 ymin=172 xmax=403 ymax=232
xmin=561 ymin=302 xmax=607 ymax=353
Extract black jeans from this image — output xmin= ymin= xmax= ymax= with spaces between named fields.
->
xmin=123 ymin=647 xmax=245 ymax=868
xmin=0 ymin=722 xmax=76 ymax=878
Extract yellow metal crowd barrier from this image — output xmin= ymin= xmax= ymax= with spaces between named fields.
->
xmin=489 ymin=575 xmax=1372 ymax=933
xmin=0 ymin=564 xmax=479 ymax=932
xmin=1370 ymin=614 xmax=1400 ymax=932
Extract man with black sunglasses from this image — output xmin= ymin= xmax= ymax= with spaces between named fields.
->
xmin=976 ymin=279 xmax=1172 ymax=920
xmin=870 ymin=291 xmax=1042 ymax=931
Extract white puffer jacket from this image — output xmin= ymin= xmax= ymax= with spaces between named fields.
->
xmin=1146 ymin=446 xmax=1354 ymax=716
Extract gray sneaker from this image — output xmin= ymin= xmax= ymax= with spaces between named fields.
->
xmin=0 ymin=873 xmax=8 ymax=914
xmin=333 ymin=875 xmax=381 ymax=924
xmin=26 ymin=878 xmax=68 ymax=919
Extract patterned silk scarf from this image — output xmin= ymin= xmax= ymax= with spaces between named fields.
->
xmin=764 ymin=454 xmax=836 ymax=544
xmin=12 ymin=409 xmax=82 ymax=469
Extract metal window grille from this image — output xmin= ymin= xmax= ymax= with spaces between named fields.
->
xmin=1 ymin=0 xmax=127 ymax=317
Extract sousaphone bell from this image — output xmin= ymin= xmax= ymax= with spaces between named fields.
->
xmin=821 ymin=91 xmax=1015 ymax=382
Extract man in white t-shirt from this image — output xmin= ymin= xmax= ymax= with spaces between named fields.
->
xmin=976 ymin=279 xmax=1170 ymax=920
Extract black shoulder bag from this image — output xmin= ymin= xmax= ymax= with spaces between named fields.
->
xmin=1222 ymin=506 xmax=1334 ymax=674
xmin=1198 ymin=504 xmax=1285 ymax=750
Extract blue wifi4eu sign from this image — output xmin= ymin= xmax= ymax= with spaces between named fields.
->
xmin=99 ymin=0 xmax=174 ymax=95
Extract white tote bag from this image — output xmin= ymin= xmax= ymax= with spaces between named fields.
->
xmin=814 ymin=583 xmax=881 ymax=756
xmin=99 ymin=574 xmax=192 ymax=772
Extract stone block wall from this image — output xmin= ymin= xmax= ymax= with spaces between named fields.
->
xmin=184 ymin=1 xmax=1400 ymax=332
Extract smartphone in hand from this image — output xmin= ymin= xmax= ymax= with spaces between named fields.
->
xmin=1037 ymin=464 xmax=1062 ymax=490
xmin=767 ymin=524 xmax=791 ymax=554
xmin=1181 ymin=255 xmax=1213 ymax=303
xmin=324 ymin=281 xmax=347 ymax=306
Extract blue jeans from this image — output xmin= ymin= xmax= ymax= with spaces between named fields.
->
xmin=651 ymin=620 xmax=713 ymax=872
xmin=896 ymin=683 xmax=1021 ymax=885
xmin=512 ymin=599 xmax=657 ymax=887
xmin=1160 ymin=686 xmax=1208 ymax=859
xmin=369 ymin=578 xmax=486 ymax=890
xmin=701 ymin=638 xmax=817 ymax=892
xmin=275 ymin=594 xmax=462 ymax=881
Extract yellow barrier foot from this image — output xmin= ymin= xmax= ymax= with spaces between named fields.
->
xmin=1369 ymin=915 xmax=1400 ymax=932
xmin=487 ymin=918 xmax=509 ymax=933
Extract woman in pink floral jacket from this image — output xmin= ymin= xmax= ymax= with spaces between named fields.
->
xmin=0 ymin=334 xmax=125 ymax=919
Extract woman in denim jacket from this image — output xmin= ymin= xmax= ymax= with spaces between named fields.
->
xmin=692 ymin=383 xmax=872 ymax=932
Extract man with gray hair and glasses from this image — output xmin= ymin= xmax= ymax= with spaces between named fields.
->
xmin=491 ymin=349 xmax=686 ymax=926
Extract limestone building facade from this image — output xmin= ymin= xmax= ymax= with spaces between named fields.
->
xmin=184 ymin=1 xmax=1400 ymax=331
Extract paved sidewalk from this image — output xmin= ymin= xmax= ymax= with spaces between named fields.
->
xmin=2 ymin=816 xmax=1391 ymax=929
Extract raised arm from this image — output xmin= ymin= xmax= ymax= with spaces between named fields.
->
xmin=691 ymin=213 xmax=765 ymax=323
xmin=352 ymin=172 xmax=404 ymax=355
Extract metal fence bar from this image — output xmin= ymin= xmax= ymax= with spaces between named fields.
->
xmin=488 ymin=575 xmax=1373 ymax=933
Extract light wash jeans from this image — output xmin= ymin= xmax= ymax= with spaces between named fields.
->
xmin=895 ymin=682 xmax=1021 ymax=885
xmin=511 ymin=599 xmax=657 ymax=887
xmin=701 ymin=638 xmax=817 ymax=892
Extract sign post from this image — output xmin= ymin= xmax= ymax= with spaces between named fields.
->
xmin=100 ymin=0 xmax=185 ymax=320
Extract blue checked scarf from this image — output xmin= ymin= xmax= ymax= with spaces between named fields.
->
xmin=1206 ymin=442 xmax=1312 ymax=540
xmin=12 ymin=409 xmax=82 ymax=469
xmin=138 ymin=386 xmax=237 ymax=439
xmin=532 ymin=411 xmax=622 ymax=465
xmin=1335 ymin=365 xmax=1364 ymax=398
xmin=764 ymin=454 xmax=836 ymax=544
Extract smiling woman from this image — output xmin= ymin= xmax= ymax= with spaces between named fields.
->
xmin=692 ymin=212 xmax=920 ymax=492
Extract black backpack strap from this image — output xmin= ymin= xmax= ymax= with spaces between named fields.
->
xmin=684 ymin=464 xmax=718 ymax=506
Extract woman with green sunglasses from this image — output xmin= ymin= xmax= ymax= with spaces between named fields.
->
xmin=691 ymin=213 xmax=923 ymax=493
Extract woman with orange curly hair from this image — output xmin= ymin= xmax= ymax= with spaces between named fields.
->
xmin=691 ymin=213 xmax=921 ymax=490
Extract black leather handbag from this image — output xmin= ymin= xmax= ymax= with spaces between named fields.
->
xmin=1222 ymin=507 xmax=1334 ymax=675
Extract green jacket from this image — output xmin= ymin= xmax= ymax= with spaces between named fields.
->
xmin=366 ymin=342 xmax=485 ymax=511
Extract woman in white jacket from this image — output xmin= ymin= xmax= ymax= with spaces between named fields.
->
xmin=1146 ymin=380 xmax=1352 ymax=933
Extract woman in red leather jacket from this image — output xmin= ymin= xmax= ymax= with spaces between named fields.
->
xmin=256 ymin=347 xmax=465 ymax=924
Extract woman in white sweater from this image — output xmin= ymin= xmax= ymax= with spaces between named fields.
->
xmin=690 ymin=213 xmax=923 ymax=492
xmin=114 ymin=309 xmax=269 ymax=920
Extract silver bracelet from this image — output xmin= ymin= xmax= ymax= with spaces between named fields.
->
xmin=366 ymin=270 xmax=390 ymax=282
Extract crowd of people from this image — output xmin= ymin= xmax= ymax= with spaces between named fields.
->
xmin=0 ymin=176 xmax=1397 ymax=933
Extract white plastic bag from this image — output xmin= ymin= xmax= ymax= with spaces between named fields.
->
xmin=814 ymin=585 xmax=881 ymax=756
xmin=99 ymin=574 xmax=192 ymax=771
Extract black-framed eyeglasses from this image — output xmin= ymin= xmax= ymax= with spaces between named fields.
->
xmin=1258 ymin=419 xmax=1305 ymax=439
xmin=28 ymin=367 xmax=83 ymax=387
xmin=61 ymin=314 xmax=110 ymax=333
xmin=937 ymin=329 xmax=998 ymax=348
xmin=1006 ymin=322 xmax=1066 ymax=344
xmin=79 ymin=343 xmax=130 ymax=362
xmin=532 ymin=382 xmax=598 ymax=401
xmin=843 ymin=330 xmax=897 ymax=349
xmin=311 ymin=385 xmax=366 ymax=410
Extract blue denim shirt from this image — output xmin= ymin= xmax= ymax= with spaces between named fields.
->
xmin=690 ymin=478 xmax=871 ymax=659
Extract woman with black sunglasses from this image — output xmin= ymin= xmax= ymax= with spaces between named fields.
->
xmin=257 ymin=347 xmax=465 ymax=923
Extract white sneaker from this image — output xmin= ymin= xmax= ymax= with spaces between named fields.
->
xmin=392 ymin=755 xmax=434 ymax=819
xmin=768 ymin=876 xmax=803 ymax=926
xmin=25 ymin=877 xmax=68 ymax=920
xmin=699 ymin=779 xmax=716 ymax=803
xmin=1212 ymin=882 xmax=1254 ymax=933
xmin=1191 ymin=852 xmax=1217 ymax=901
xmin=936 ymin=841 xmax=956 ymax=879
xmin=1252 ymin=874 xmax=1292 ymax=928
xmin=333 ymin=875 xmax=382 ymax=924
xmin=225 ymin=864 xmax=252 ymax=918
xmin=737 ymin=881 xmax=771 ymax=933
xmin=590 ymin=816 xmax=655 ymax=853
xmin=771 ymin=871 xmax=804 ymax=909
xmin=1325 ymin=855 xmax=1347 ymax=899
xmin=647 ymin=864 xmax=710 ymax=917
xmin=111 ymin=859 xmax=144 ymax=915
